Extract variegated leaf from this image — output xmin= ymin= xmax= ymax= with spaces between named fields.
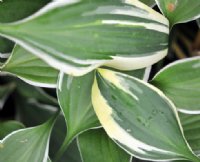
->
xmin=92 ymin=68 xmax=199 ymax=161
xmin=139 ymin=0 xmax=155 ymax=7
xmin=155 ymin=0 xmax=200 ymax=26
xmin=180 ymin=113 xmax=200 ymax=157
xmin=151 ymin=57 xmax=200 ymax=114
xmin=0 ymin=114 xmax=57 ymax=162
xmin=56 ymin=71 xmax=100 ymax=161
xmin=0 ymin=0 xmax=51 ymax=53
xmin=78 ymin=128 xmax=131 ymax=162
xmin=17 ymin=99 xmax=82 ymax=162
xmin=0 ymin=121 xmax=24 ymax=139
xmin=0 ymin=0 xmax=169 ymax=76
xmin=1 ymin=45 xmax=59 ymax=88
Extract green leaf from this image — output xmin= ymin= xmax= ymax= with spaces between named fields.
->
xmin=180 ymin=113 xmax=200 ymax=157
xmin=0 ymin=38 xmax=13 ymax=54
xmin=16 ymin=80 xmax=58 ymax=106
xmin=92 ymin=68 xmax=199 ymax=161
xmin=0 ymin=114 xmax=57 ymax=162
xmin=0 ymin=121 xmax=24 ymax=139
xmin=0 ymin=0 xmax=51 ymax=53
xmin=57 ymin=71 xmax=100 ymax=146
xmin=1 ymin=45 xmax=59 ymax=88
xmin=0 ymin=0 xmax=51 ymax=23
xmin=78 ymin=128 xmax=131 ymax=162
xmin=0 ymin=0 xmax=169 ymax=76
xmin=108 ymin=67 xmax=151 ymax=81
xmin=155 ymin=0 xmax=200 ymax=26
xmin=17 ymin=99 xmax=59 ymax=127
xmin=0 ymin=83 xmax=15 ymax=109
xmin=140 ymin=0 xmax=155 ymax=7
xmin=18 ymin=100 xmax=82 ymax=162
xmin=151 ymin=57 xmax=200 ymax=114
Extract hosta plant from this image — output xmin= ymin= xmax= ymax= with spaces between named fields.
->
xmin=0 ymin=0 xmax=200 ymax=162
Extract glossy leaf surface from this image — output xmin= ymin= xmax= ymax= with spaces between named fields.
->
xmin=1 ymin=45 xmax=59 ymax=88
xmin=92 ymin=68 xmax=199 ymax=161
xmin=151 ymin=57 xmax=200 ymax=114
xmin=155 ymin=0 xmax=200 ymax=25
xmin=78 ymin=128 xmax=130 ymax=162
xmin=0 ymin=0 xmax=169 ymax=76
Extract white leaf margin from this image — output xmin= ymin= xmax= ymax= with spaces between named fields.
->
xmin=152 ymin=56 xmax=200 ymax=114
xmin=92 ymin=68 xmax=198 ymax=161
xmin=155 ymin=0 xmax=200 ymax=25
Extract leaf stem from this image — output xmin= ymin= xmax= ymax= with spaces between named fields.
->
xmin=53 ymin=134 xmax=74 ymax=162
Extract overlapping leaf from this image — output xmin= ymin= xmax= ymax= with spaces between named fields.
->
xmin=0 ymin=0 xmax=51 ymax=53
xmin=0 ymin=121 xmax=24 ymax=139
xmin=56 ymin=68 xmax=149 ymax=161
xmin=140 ymin=0 xmax=155 ymax=7
xmin=155 ymin=0 xmax=200 ymax=26
xmin=57 ymin=72 xmax=100 ymax=145
xmin=0 ymin=0 xmax=169 ymax=76
xmin=110 ymin=67 xmax=151 ymax=81
xmin=78 ymin=128 xmax=131 ymax=162
xmin=0 ymin=114 xmax=57 ymax=162
xmin=18 ymin=99 xmax=82 ymax=162
xmin=151 ymin=57 xmax=200 ymax=114
xmin=180 ymin=113 xmax=200 ymax=157
xmin=15 ymin=80 xmax=58 ymax=106
xmin=1 ymin=45 xmax=59 ymax=88
xmin=92 ymin=68 xmax=199 ymax=161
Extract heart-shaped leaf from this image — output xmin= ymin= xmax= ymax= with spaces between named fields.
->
xmin=155 ymin=0 xmax=200 ymax=26
xmin=151 ymin=57 xmax=200 ymax=114
xmin=0 ymin=121 xmax=24 ymax=139
xmin=78 ymin=128 xmax=131 ymax=162
xmin=0 ymin=114 xmax=57 ymax=162
xmin=92 ymin=68 xmax=199 ymax=161
xmin=0 ymin=83 xmax=15 ymax=109
xmin=1 ymin=45 xmax=59 ymax=88
xmin=0 ymin=0 xmax=169 ymax=76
